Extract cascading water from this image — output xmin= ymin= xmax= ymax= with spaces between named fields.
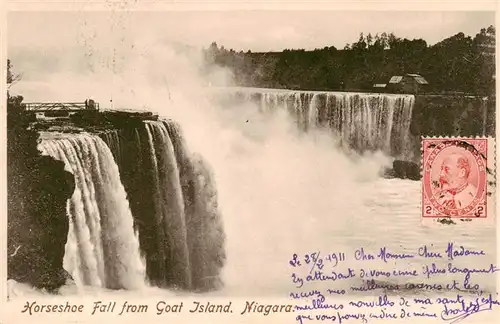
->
xmin=97 ymin=120 xmax=226 ymax=292
xmin=101 ymin=130 xmax=122 ymax=167
xmin=31 ymin=88 xmax=414 ymax=293
xmin=162 ymin=121 xmax=226 ymax=292
xmin=143 ymin=121 xmax=192 ymax=289
xmin=320 ymin=93 xmax=415 ymax=158
xmin=224 ymin=89 xmax=416 ymax=160
xmin=38 ymin=133 xmax=146 ymax=290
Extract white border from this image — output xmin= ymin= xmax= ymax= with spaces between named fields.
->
xmin=1 ymin=2 xmax=499 ymax=324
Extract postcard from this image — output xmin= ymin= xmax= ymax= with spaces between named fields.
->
xmin=2 ymin=3 xmax=499 ymax=324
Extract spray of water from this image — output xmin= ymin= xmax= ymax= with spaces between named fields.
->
xmin=38 ymin=134 xmax=146 ymax=290
xmin=9 ymin=31 xmax=393 ymax=297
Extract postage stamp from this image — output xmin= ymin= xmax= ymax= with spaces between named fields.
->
xmin=422 ymin=137 xmax=491 ymax=218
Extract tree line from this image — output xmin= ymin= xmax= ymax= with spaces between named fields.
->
xmin=202 ymin=26 xmax=495 ymax=96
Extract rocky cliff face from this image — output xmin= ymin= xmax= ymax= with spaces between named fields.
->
xmin=7 ymin=98 xmax=75 ymax=291
xmin=411 ymin=95 xmax=494 ymax=138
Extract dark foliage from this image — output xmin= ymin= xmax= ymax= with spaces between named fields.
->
xmin=202 ymin=26 xmax=495 ymax=96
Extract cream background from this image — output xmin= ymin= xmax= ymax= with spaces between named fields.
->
xmin=1 ymin=1 xmax=499 ymax=324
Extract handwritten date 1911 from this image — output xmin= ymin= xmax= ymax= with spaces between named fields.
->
xmin=289 ymin=252 xmax=346 ymax=269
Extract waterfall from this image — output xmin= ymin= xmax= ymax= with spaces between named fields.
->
xmin=222 ymin=89 xmax=416 ymax=160
xmin=33 ymin=116 xmax=226 ymax=293
xmin=321 ymin=93 xmax=415 ymax=158
xmin=38 ymin=133 xmax=146 ymax=290
xmin=101 ymin=130 xmax=122 ymax=168
xmin=143 ymin=121 xmax=192 ymax=289
xmin=163 ymin=121 xmax=226 ymax=291
xmin=185 ymin=153 xmax=226 ymax=291
xmin=95 ymin=120 xmax=226 ymax=292
xmin=127 ymin=120 xmax=226 ymax=291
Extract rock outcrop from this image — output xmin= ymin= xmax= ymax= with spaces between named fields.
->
xmin=385 ymin=160 xmax=421 ymax=181
xmin=7 ymin=96 xmax=75 ymax=291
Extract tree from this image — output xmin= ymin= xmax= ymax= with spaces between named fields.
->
xmin=201 ymin=26 xmax=495 ymax=94
xmin=7 ymin=59 xmax=22 ymax=89
xmin=472 ymin=25 xmax=495 ymax=95
xmin=6 ymin=60 xmax=26 ymax=115
xmin=366 ymin=33 xmax=373 ymax=47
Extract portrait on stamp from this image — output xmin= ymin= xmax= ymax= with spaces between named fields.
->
xmin=422 ymin=138 xmax=487 ymax=218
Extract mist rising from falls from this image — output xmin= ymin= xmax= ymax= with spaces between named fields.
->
xmin=221 ymin=89 xmax=416 ymax=161
xmin=38 ymin=134 xmax=146 ymax=290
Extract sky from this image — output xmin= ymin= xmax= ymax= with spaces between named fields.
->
xmin=6 ymin=10 xmax=496 ymax=101
xmin=8 ymin=11 xmax=496 ymax=53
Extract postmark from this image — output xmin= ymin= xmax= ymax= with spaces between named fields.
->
xmin=422 ymin=138 xmax=488 ymax=218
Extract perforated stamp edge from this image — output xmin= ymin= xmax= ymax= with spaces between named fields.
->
xmin=420 ymin=136 xmax=496 ymax=226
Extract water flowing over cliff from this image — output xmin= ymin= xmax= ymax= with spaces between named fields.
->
xmin=32 ymin=117 xmax=226 ymax=293
xmin=100 ymin=120 xmax=226 ymax=292
xmin=10 ymin=84 xmax=491 ymax=295
xmin=143 ymin=120 xmax=192 ymax=288
xmin=216 ymin=89 xmax=416 ymax=160
xmin=38 ymin=134 xmax=146 ymax=290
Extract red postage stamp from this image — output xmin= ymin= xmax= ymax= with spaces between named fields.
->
xmin=422 ymin=138 xmax=488 ymax=218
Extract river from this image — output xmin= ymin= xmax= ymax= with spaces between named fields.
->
xmin=8 ymin=88 xmax=497 ymax=300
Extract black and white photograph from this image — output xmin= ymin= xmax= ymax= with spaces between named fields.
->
xmin=3 ymin=5 xmax=499 ymax=324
